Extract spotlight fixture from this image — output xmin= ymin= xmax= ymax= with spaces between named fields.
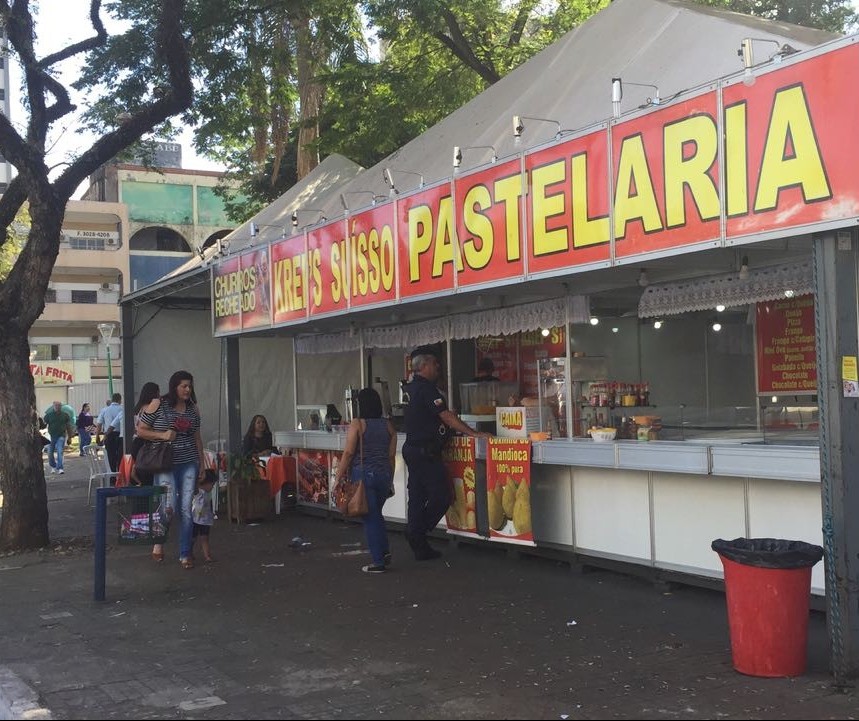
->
xmin=612 ymin=78 xmax=660 ymax=118
xmin=512 ymin=114 xmax=563 ymax=142
xmin=784 ymin=289 xmax=795 ymax=298
xmin=611 ymin=327 xmax=619 ymax=334
xmin=771 ymin=396 xmax=779 ymax=403
xmin=637 ymin=269 xmax=649 ymax=287
xmin=383 ymin=168 xmax=424 ymax=195
xmin=739 ymin=256 xmax=749 ymax=280
xmin=653 ymin=320 xmax=663 ymax=330
xmin=738 ymin=38 xmax=799 ymax=87
xmin=589 ymin=317 xmax=599 ymax=326
xmin=290 ymin=208 xmax=327 ymax=228
xmin=541 ymin=327 xmax=550 ymax=337
xmin=340 ymin=191 xmax=385 ymax=212
xmin=453 ymin=144 xmax=497 ymax=171
xmin=716 ymin=304 xmax=726 ymax=313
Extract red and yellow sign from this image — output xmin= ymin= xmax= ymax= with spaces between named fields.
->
xmin=214 ymin=42 xmax=859 ymax=334
xmin=756 ymin=294 xmax=817 ymax=394
xmin=443 ymin=436 xmax=479 ymax=537
xmin=29 ymin=361 xmax=78 ymax=386
xmin=486 ymin=438 xmax=534 ymax=546
xmin=347 ymin=205 xmax=397 ymax=308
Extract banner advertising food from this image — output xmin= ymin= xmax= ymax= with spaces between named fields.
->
xmin=756 ymin=293 xmax=817 ymax=394
xmin=723 ymin=45 xmax=859 ymax=241
xmin=306 ymin=220 xmax=348 ymax=317
xmin=270 ymin=234 xmax=309 ymax=325
xmin=486 ymin=438 xmax=534 ymax=545
xmin=443 ymin=436 xmax=479 ymax=537
xmin=453 ymin=158 xmax=526 ymax=286
xmin=525 ymin=130 xmax=611 ymax=275
xmin=239 ymin=248 xmax=271 ymax=330
xmin=347 ymin=205 xmax=398 ymax=308
xmin=612 ymin=91 xmax=721 ymax=257
xmin=212 ymin=40 xmax=859 ymax=335
xmin=296 ymin=449 xmax=330 ymax=507
xmin=397 ymin=181 xmax=457 ymax=299
xmin=29 ymin=360 xmax=82 ymax=386
xmin=212 ymin=256 xmax=242 ymax=335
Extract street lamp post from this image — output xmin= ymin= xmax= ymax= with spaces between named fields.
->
xmin=97 ymin=323 xmax=116 ymax=397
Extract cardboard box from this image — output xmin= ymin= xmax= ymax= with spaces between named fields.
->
xmin=495 ymin=406 xmax=540 ymax=438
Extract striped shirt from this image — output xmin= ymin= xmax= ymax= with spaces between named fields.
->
xmin=138 ymin=400 xmax=201 ymax=465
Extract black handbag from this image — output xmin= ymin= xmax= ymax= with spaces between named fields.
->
xmin=135 ymin=441 xmax=173 ymax=474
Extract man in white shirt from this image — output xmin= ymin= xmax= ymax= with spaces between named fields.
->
xmin=96 ymin=393 xmax=123 ymax=472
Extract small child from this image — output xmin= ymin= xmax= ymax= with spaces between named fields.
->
xmin=191 ymin=468 xmax=216 ymax=562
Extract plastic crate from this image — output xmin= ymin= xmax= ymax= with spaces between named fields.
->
xmin=117 ymin=486 xmax=170 ymax=544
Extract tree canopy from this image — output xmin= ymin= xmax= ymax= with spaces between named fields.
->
xmin=76 ymin=0 xmax=857 ymax=220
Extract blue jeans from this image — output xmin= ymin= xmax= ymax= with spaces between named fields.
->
xmin=78 ymin=429 xmax=92 ymax=454
xmin=48 ymin=435 xmax=66 ymax=471
xmin=352 ymin=465 xmax=391 ymax=566
xmin=156 ymin=461 xmax=199 ymax=560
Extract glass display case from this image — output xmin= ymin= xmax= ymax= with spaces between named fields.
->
xmin=537 ymin=357 xmax=567 ymax=437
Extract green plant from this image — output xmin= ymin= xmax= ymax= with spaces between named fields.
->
xmin=228 ymin=454 xmax=263 ymax=485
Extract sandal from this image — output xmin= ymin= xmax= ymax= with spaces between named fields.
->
xmin=179 ymin=558 xmax=194 ymax=570
xmin=151 ymin=550 xmax=164 ymax=562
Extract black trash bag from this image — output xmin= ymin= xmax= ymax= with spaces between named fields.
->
xmin=712 ymin=537 xmax=823 ymax=569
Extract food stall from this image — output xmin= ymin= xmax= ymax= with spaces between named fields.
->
xmin=201 ymin=33 xmax=859 ymax=597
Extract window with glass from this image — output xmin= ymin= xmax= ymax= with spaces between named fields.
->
xmin=70 ymin=290 xmax=98 ymax=304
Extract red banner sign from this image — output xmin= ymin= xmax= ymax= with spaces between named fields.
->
xmin=756 ymin=294 xmax=817 ymax=394
xmin=486 ymin=438 xmax=534 ymax=545
xmin=443 ymin=436 xmax=479 ymax=537
xmin=213 ymin=41 xmax=859 ymax=334
xmin=296 ymin=449 xmax=330 ymax=507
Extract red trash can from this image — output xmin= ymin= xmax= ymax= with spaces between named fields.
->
xmin=712 ymin=538 xmax=824 ymax=678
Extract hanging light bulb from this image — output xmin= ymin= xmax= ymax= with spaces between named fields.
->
xmin=784 ymin=289 xmax=795 ymax=298
xmin=716 ymin=304 xmax=726 ymax=313
xmin=611 ymin=327 xmax=619 ymax=334
xmin=653 ymin=320 xmax=663 ymax=329
xmin=541 ymin=328 xmax=550 ymax=337
xmin=589 ymin=317 xmax=599 ymax=326
xmin=712 ymin=321 xmax=722 ymax=332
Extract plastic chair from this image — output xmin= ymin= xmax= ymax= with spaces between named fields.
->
xmin=85 ymin=445 xmax=118 ymax=506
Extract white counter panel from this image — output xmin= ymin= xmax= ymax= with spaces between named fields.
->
xmin=710 ymin=445 xmax=820 ymax=482
xmin=747 ymin=478 xmax=825 ymax=594
xmin=531 ymin=464 xmax=573 ymax=546
xmin=652 ymin=473 xmax=745 ymax=574
xmin=573 ymin=468 xmax=650 ymax=561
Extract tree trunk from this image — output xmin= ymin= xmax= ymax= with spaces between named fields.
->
xmin=0 ymin=325 xmax=49 ymax=549
xmin=292 ymin=15 xmax=323 ymax=180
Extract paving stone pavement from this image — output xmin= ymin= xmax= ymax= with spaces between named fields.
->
xmin=1 ymin=455 xmax=858 ymax=719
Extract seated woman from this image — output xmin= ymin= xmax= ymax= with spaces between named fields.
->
xmin=242 ymin=414 xmax=278 ymax=456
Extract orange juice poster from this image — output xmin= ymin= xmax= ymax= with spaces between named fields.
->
xmin=486 ymin=438 xmax=534 ymax=546
xmin=443 ymin=436 xmax=479 ymax=537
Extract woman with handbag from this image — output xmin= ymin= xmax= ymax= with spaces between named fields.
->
xmin=137 ymin=370 xmax=205 ymax=569
xmin=333 ymin=387 xmax=397 ymax=574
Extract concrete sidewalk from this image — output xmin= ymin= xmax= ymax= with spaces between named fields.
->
xmin=1 ymin=455 xmax=857 ymax=720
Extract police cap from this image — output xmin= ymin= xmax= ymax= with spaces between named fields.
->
xmin=410 ymin=345 xmax=439 ymax=361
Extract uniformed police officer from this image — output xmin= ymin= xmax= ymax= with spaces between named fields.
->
xmin=402 ymin=346 xmax=491 ymax=560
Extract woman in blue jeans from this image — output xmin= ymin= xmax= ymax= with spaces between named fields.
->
xmin=137 ymin=370 xmax=204 ymax=569
xmin=334 ymin=387 xmax=397 ymax=574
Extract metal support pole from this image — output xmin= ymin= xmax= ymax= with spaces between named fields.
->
xmin=813 ymin=229 xmax=859 ymax=684
xmin=224 ymin=337 xmax=242 ymax=456
xmin=106 ymin=345 xmax=114 ymax=398
xmin=94 ymin=488 xmax=108 ymax=602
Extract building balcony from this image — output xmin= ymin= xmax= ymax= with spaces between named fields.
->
xmin=39 ymin=302 xmax=120 ymax=325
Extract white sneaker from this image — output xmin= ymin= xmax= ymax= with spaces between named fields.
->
xmin=49 ymin=468 xmax=56 ymax=474
xmin=58 ymin=469 xmax=64 ymax=474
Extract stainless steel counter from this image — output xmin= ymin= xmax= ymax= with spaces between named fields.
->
xmin=274 ymin=431 xmax=821 ymax=483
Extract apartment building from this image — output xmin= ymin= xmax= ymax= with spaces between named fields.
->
xmin=30 ymin=155 xmax=235 ymax=408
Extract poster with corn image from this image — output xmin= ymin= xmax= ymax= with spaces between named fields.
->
xmin=443 ymin=436 xmax=480 ymax=537
xmin=486 ymin=438 xmax=534 ymax=545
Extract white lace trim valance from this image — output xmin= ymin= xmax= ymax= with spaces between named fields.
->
xmin=638 ymin=261 xmax=813 ymax=318
xmin=294 ymin=296 xmax=590 ymax=354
